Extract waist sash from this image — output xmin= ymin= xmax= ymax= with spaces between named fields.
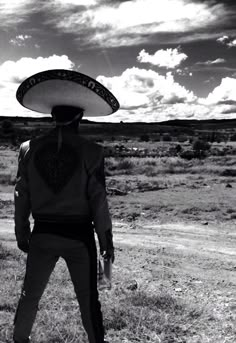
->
xmin=32 ymin=213 xmax=94 ymax=241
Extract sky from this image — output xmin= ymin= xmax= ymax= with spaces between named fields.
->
xmin=0 ymin=0 xmax=236 ymax=122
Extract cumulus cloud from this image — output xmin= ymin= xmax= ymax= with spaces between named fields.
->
xmin=9 ymin=34 xmax=32 ymax=47
xmin=228 ymin=39 xmax=236 ymax=48
xmin=200 ymin=77 xmax=236 ymax=105
xmin=0 ymin=55 xmax=74 ymax=84
xmin=91 ymin=66 xmax=198 ymax=122
xmin=217 ymin=35 xmax=229 ymax=44
xmin=97 ymin=67 xmax=195 ymax=109
xmin=137 ymin=48 xmax=188 ymax=69
xmin=91 ymin=68 xmax=236 ymax=122
xmin=0 ymin=55 xmax=75 ymax=116
xmin=217 ymin=35 xmax=236 ymax=48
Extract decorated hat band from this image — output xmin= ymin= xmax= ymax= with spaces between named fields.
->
xmin=16 ymin=69 xmax=120 ymax=117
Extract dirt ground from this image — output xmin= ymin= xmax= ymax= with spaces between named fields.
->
xmin=0 ymin=181 xmax=236 ymax=342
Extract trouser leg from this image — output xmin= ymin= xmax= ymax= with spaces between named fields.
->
xmin=64 ymin=239 xmax=105 ymax=343
xmin=13 ymin=236 xmax=58 ymax=342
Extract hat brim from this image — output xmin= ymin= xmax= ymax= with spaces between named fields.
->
xmin=16 ymin=69 xmax=120 ymax=117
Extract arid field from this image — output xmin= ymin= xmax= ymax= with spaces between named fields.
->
xmin=0 ymin=136 xmax=236 ymax=343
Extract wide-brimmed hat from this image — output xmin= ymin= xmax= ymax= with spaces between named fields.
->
xmin=16 ymin=69 xmax=120 ymax=117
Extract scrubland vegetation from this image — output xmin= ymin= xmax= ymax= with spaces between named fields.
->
xmin=0 ymin=123 xmax=236 ymax=342
xmin=0 ymin=230 xmax=235 ymax=343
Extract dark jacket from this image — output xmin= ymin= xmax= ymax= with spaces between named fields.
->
xmin=14 ymin=128 xmax=112 ymax=251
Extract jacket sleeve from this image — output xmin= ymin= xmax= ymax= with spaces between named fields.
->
xmin=14 ymin=142 xmax=31 ymax=243
xmin=87 ymin=147 xmax=113 ymax=252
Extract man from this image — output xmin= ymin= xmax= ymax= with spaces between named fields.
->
xmin=13 ymin=69 xmax=119 ymax=343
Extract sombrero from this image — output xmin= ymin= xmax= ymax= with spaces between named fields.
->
xmin=16 ymin=69 xmax=120 ymax=116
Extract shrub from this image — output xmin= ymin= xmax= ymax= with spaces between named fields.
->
xmin=154 ymin=134 xmax=161 ymax=141
xmin=1 ymin=119 xmax=14 ymax=131
xmin=192 ymin=139 xmax=211 ymax=158
xmin=221 ymin=169 xmax=236 ymax=177
xmin=178 ymin=135 xmax=188 ymax=143
xmin=175 ymin=144 xmax=182 ymax=154
xmin=230 ymin=134 xmax=236 ymax=142
xmin=180 ymin=150 xmax=195 ymax=160
xmin=140 ymin=134 xmax=150 ymax=142
xmin=162 ymin=134 xmax=172 ymax=142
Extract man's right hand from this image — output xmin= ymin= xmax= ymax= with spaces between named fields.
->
xmin=100 ymin=229 xmax=115 ymax=263
xmin=101 ymin=249 xmax=115 ymax=263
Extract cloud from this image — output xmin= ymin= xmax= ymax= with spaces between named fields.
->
xmin=52 ymin=0 xmax=97 ymax=5
xmin=228 ymin=39 xmax=236 ymax=47
xmin=221 ymin=106 xmax=236 ymax=115
xmin=46 ymin=0 xmax=227 ymax=47
xmin=196 ymin=58 xmax=226 ymax=66
xmin=0 ymin=0 xmax=96 ymax=29
xmin=200 ymin=77 xmax=236 ymax=105
xmin=217 ymin=35 xmax=229 ymax=44
xmin=137 ymin=48 xmax=188 ymax=69
xmin=91 ymin=66 xmax=199 ymax=122
xmin=0 ymin=0 xmax=37 ymax=27
xmin=198 ymin=77 xmax=236 ymax=120
xmin=0 ymin=55 xmax=74 ymax=84
xmin=0 ymin=55 xmax=75 ymax=117
xmin=91 ymin=68 xmax=236 ymax=123
xmin=9 ymin=34 xmax=32 ymax=47
xmin=97 ymin=67 xmax=195 ymax=110
xmin=217 ymin=35 xmax=236 ymax=48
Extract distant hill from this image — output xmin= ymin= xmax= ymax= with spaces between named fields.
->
xmin=1 ymin=116 xmax=236 ymax=128
xmin=0 ymin=116 xmax=236 ymax=143
xmin=0 ymin=116 xmax=95 ymax=124
xmin=158 ymin=118 xmax=236 ymax=129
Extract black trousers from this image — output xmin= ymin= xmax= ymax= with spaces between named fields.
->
xmin=14 ymin=225 xmax=105 ymax=343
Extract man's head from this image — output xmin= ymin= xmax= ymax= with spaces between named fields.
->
xmin=51 ymin=105 xmax=84 ymax=130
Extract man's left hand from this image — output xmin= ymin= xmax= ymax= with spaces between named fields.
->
xmin=17 ymin=241 xmax=29 ymax=253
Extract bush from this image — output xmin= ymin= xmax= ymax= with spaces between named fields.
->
xmin=230 ymin=134 xmax=236 ymax=142
xmin=221 ymin=169 xmax=236 ymax=177
xmin=140 ymin=134 xmax=150 ymax=142
xmin=1 ymin=120 xmax=13 ymax=131
xmin=162 ymin=134 xmax=172 ymax=142
xmin=178 ymin=135 xmax=188 ymax=143
xmin=180 ymin=150 xmax=195 ymax=160
xmin=192 ymin=139 xmax=211 ymax=158
xmin=175 ymin=144 xmax=182 ymax=154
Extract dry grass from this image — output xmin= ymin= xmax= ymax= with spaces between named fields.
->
xmin=105 ymin=155 xmax=236 ymax=178
xmin=0 ymin=235 xmax=235 ymax=343
xmin=0 ymin=143 xmax=236 ymax=342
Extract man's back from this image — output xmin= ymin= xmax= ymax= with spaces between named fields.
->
xmin=15 ymin=128 xmax=112 ymax=245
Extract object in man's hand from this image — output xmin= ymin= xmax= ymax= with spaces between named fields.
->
xmin=98 ymin=256 xmax=112 ymax=290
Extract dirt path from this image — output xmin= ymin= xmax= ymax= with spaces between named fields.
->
xmin=113 ymin=221 xmax=236 ymax=259
xmin=1 ymin=219 xmax=236 ymax=262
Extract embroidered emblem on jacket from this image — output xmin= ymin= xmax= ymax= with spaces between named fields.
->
xmin=34 ymin=143 xmax=78 ymax=193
